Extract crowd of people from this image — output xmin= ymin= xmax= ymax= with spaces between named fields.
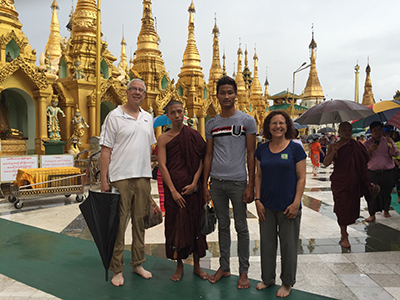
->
xmin=98 ymin=76 xmax=398 ymax=298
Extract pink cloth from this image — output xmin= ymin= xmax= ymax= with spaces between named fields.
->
xmin=364 ymin=136 xmax=398 ymax=171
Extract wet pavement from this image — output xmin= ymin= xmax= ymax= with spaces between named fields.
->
xmin=0 ymin=159 xmax=400 ymax=299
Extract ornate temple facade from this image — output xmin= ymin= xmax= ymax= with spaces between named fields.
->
xmin=2 ymin=0 xmax=330 ymax=156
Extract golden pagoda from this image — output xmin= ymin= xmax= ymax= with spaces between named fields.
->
xmin=301 ymin=29 xmax=324 ymax=109
xmin=249 ymin=50 xmax=265 ymax=133
xmin=54 ymin=0 xmax=126 ymax=151
xmin=361 ymin=62 xmax=375 ymax=106
xmin=131 ymin=0 xmax=178 ymax=138
xmin=175 ymin=1 xmax=207 ymax=137
xmin=205 ymin=17 xmax=223 ymax=118
xmin=242 ymin=46 xmax=253 ymax=95
xmin=0 ymin=0 xmax=55 ymax=154
xmin=235 ymin=43 xmax=248 ymax=111
xmin=45 ymin=0 xmax=61 ymax=73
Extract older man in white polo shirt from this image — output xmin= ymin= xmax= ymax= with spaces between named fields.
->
xmin=100 ymin=78 xmax=156 ymax=286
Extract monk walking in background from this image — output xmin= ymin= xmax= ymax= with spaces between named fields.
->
xmin=323 ymin=122 xmax=374 ymax=248
xmin=157 ymin=100 xmax=209 ymax=281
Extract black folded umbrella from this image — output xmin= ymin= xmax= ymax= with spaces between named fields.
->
xmin=79 ymin=190 xmax=120 ymax=281
xmin=317 ymin=127 xmax=336 ymax=134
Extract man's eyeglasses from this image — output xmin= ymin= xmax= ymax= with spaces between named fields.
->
xmin=127 ymin=87 xmax=145 ymax=94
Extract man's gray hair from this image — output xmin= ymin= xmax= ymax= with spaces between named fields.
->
xmin=127 ymin=78 xmax=147 ymax=92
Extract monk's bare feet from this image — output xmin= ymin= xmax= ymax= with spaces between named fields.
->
xmin=276 ymin=283 xmax=291 ymax=297
xmin=132 ymin=264 xmax=152 ymax=279
xmin=208 ymin=268 xmax=230 ymax=283
xmin=237 ymin=273 xmax=251 ymax=289
xmin=193 ymin=265 xmax=209 ymax=280
xmin=340 ymin=236 xmax=351 ymax=248
xmin=384 ymin=210 xmax=391 ymax=218
xmin=111 ymin=272 xmax=124 ymax=287
xmin=256 ymin=280 xmax=275 ymax=290
xmin=365 ymin=215 xmax=375 ymax=222
xmin=171 ymin=261 xmax=184 ymax=281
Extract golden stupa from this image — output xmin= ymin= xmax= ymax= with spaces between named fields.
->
xmin=361 ymin=61 xmax=375 ymax=106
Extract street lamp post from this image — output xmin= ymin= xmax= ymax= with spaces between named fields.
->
xmin=291 ymin=62 xmax=311 ymax=119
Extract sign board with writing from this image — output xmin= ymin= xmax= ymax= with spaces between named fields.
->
xmin=0 ymin=156 xmax=38 ymax=183
xmin=40 ymin=155 xmax=74 ymax=168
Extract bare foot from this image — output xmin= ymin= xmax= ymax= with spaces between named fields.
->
xmin=132 ymin=265 xmax=152 ymax=279
xmin=208 ymin=268 xmax=230 ymax=283
xmin=339 ymin=237 xmax=351 ymax=248
xmin=111 ymin=272 xmax=124 ymax=287
xmin=237 ymin=273 xmax=251 ymax=289
xmin=256 ymin=280 xmax=275 ymax=290
xmin=365 ymin=215 xmax=376 ymax=222
xmin=384 ymin=211 xmax=391 ymax=218
xmin=193 ymin=265 xmax=209 ymax=280
xmin=171 ymin=262 xmax=184 ymax=281
xmin=276 ymin=283 xmax=291 ymax=297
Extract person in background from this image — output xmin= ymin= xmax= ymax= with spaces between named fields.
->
xmin=309 ymin=137 xmax=325 ymax=176
xmin=392 ymin=131 xmax=400 ymax=203
xmin=323 ymin=122 xmax=374 ymax=248
xmin=319 ymin=135 xmax=328 ymax=165
xmin=254 ymin=110 xmax=306 ymax=297
xmin=291 ymin=129 xmax=303 ymax=147
xmin=364 ymin=121 xmax=398 ymax=222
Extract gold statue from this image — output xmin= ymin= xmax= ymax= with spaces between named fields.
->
xmin=188 ymin=113 xmax=198 ymax=130
xmin=68 ymin=135 xmax=80 ymax=158
xmin=73 ymin=57 xmax=85 ymax=80
xmin=47 ymin=96 xmax=65 ymax=141
xmin=71 ymin=109 xmax=89 ymax=145
xmin=6 ymin=52 xmax=12 ymax=63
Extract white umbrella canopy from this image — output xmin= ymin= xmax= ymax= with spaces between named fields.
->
xmin=295 ymin=100 xmax=375 ymax=125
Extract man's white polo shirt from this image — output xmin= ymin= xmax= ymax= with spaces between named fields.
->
xmin=100 ymin=106 xmax=156 ymax=182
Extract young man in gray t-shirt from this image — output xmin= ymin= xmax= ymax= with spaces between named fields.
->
xmin=203 ymin=76 xmax=256 ymax=289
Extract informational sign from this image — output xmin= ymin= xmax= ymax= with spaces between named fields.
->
xmin=0 ymin=156 xmax=38 ymax=183
xmin=40 ymin=154 xmax=74 ymax=168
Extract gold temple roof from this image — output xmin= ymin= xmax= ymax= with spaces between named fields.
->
xmin=208 ymin=17 xmax=223 ymax=86
xmin=362 ymin=63 xmax=375 ymax=106
xmin=180 ymin=1 xmax=202 ymax=75
xmin=45 ymin=0 xmax=61 ymax=61
xmin=0 ymin=0 xmax=22 ymax=29
xmin=303 ymin=31 xmax=324 ymax=101
xmin=72 ymin=0 xmax=97 ymax=37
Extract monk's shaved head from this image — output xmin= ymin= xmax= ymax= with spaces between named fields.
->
xmin=339 ymin=122 xmax=352 ymax=130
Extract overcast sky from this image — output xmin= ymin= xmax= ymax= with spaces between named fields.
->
xmin=15 ymin=0 xmax=400 ymax=103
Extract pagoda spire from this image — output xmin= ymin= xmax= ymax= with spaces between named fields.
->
xmin=235 ymin=41 xmax=248 ymax=111
xmin=45 ymin=0 xmax=62 ymax=62
xmin=222 ymin=50 xmax=227 ymax=76
xmin=303 ymin=26 xmax=324 ymax=103
xmin=250 ymin=49 xmax=265 ymax=132
xmin=362 ymin=59 xmax=375 ymax=106
xmin=208 ymin=16 xmax=223 ymax=92
xmin=0 ymin=0 xmax=22 ymax=29
xmin=120 ymin=27 xmax=128 ymax=71
xmin=72 ymin=0 xmax=97 ymax=37
xmin=180 ymin=1 xmax=202 ymax=75
xmin=243 ymin=45 xmax=252 ymax=89
xmin=135 ymin=0 xmax=161 ymax=55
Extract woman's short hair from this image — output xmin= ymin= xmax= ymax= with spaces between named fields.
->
xmin=262 ymin=110 xmax=296 ymax=140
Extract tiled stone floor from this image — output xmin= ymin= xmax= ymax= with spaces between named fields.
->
xmin=1 ymin=158 xmax=400 ymax=299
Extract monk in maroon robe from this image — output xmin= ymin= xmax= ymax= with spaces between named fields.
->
xmin=158 ymin=100 xmax=209 ymax=281
xmin=324 ymin=122 xmax=372 ymax=248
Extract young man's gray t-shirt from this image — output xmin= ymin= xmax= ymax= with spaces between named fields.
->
xmin=205 ymin=110 xmax=257 ymax=181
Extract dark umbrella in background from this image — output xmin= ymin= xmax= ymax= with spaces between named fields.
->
xmin=317 ymin=127 xmax=336 ymax=134
xmin=295 ymin=100 xmax=375 ymax=125
xmin=304 ymin=133 xmax=323 ymax=143
xmin=79 ymin=190 xmax=120 ymax=281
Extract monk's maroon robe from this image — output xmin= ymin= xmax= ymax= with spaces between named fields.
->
xmin=331 ymin=139 xmax=372 ymax=226
xmin=164 ymin=126 xmax=207 ymax=260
